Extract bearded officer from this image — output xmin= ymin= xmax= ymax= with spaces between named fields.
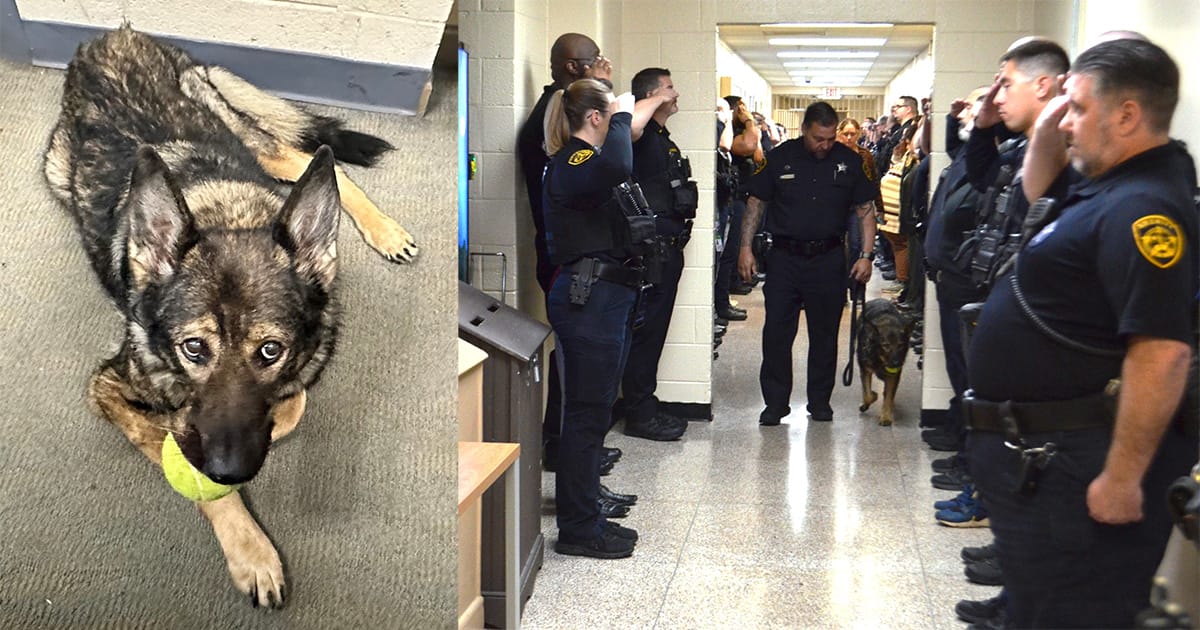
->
xmin=739 ymin=102 xmax=877 ymax=425
xmin=964 ymin=38 xmax=1198 ymax=628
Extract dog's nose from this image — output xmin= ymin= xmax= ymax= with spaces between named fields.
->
xmin=198 ymin=428 xmax=270 ymax=485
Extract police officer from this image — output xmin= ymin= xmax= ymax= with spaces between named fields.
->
xmin=719 ymin=95 xmax=762 ymax=311
xmin=516 ymin=33 xmax=626 ymax=499
xmin=541 ymin=78 xmax=649 ymax=559
xmin=964 ymin=38 xmax=1197 ymax=627
xmin=620 ymin=67 xmax=691 ymax=441
xmin=739 ymin=102 xmax=877 ymax=425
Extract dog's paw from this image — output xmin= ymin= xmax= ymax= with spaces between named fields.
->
xmin=859 ymin=391 xmax=878 ymax=411
xmin=360 ymin=214 xmax=418 ymax=263
xmin=224 ymin=528 xmax=287 ymax=609
xmin=878 ymin=415 xmax=893 ymax=427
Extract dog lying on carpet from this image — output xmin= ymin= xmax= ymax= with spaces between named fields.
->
xmin=42 ymin=26 xmax=416 ymax=608
xmin=857 ymin=298 xmax=916 ymax=426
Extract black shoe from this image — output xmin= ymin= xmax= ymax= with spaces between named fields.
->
xmin=956 ymin=595 xmax=1005 ymax=624
xmin=715 ymin=316 xmax=729 ymax=326
xmin=601 ymin=449 xmax=620 ymax=471
xmin=599 ymin=458 xmax=614 ymax=476
xmin=932 ymin=453 xmax=966 ymax=473
xmin=598 ymin=497 xmax=630 ymax=519
xmin=624 ymin=414 xmax=687 ymax=441
xmin=965 ymin=556 xmax=1004 ymax=586
xmin=599 ymin=484 xmax=637 ymax=506
xmin=603 ymin=446 xmax=622 ymax=463
xmin=717 ymin=306 xmax=747 ymax=321
xmin=555 ymin=529 xmax=635 ymax=559
xmin=923 ymin=429 xmax=964 ymax=451
xmin=602 ymin=520 xmax=638 ymax=542
xmin=758 ymin=407 xmax=787 ymax=426
xmin=730 ymin=282 xmax=753 ymax=295
xmin=961 ymin=542 xmax=997 ymax=563
xmin=808 ymin=404 xmax=834 ymax=422
xmin=931 ymin=467 xmax=973 ymax=490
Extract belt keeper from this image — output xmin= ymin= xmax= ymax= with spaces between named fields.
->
xmin=998 ymin=401 xmax=1023 ymax=449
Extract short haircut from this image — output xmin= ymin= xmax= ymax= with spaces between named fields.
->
xmin=631 ymin=67 xmax=671 ymax=101
xmin=897 ymin=95 xmax=918 ymax=111
xmin=1072 ymin=38 xmax=1179 ymax=133
xmin=1000 ymin=38 xmax=1070 ymax=79
xmin=723 ymin=95 xmax=742 ymax=109
xmin=802 ymin=102 xmax=839 ymax=129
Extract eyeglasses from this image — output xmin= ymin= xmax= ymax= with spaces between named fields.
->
xmin=570 ymin=55 xmax=600 ymax=67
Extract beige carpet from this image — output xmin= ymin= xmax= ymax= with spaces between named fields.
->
xmin=0 ymin=60 xmax=457 ymax=628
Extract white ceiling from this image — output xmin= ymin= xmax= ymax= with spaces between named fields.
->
xmin=718 ymin=23 xmax=934 ymax=91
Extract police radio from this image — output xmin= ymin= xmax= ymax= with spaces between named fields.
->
xmin=612 ymin=180 xmax=663 ymax=284
xmin=669 ymin=155 xmax=699 ymax=220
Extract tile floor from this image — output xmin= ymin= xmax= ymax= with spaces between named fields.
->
xmin=521 ymin=277 xmax=999 ymax=629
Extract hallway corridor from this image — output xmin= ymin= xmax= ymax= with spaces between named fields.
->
xmin=523 ymin=282 xmax=997 ymax=629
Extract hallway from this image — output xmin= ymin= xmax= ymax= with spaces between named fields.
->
xmin=523 ymin=282 xmax=996 ymax=629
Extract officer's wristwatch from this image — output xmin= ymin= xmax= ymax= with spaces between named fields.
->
xmin=858 ymin=251 xmax=875 ymax=261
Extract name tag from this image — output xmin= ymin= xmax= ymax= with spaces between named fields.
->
xmin=779 ymin=173 xmax=795 ymax=180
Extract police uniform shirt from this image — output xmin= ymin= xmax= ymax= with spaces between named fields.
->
xmin=969 ymin=142 xmax=1199 ymax=402
xmin=543 ymin=111 xmax=634 ymax=264
xmin=746 ymin=139 xmax=874 ymax=240
xmin=632 ymin=118 xmax=686 ymax=235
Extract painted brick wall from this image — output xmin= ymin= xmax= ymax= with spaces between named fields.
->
xmin=15 ymin=0 xmax=455 ymax=67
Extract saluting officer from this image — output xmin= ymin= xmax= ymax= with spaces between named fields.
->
xmin=965 ymin=38 xmax=1197 ymax=628
xmin=542 ymin=78 xmax=645 ymax=559
xmin=620 ymin=67 xmax=691 ymax=441
xmin=739 ymin=102 xmax=877 ymax=425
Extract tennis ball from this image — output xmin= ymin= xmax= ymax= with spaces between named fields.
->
xmin=161 ymin=433 xmax=238 ymax=502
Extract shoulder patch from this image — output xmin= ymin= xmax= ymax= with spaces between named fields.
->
xmin=1131 ymin=214 xmax=1185 ymax=269
xmin=568 ymin=149 xmax=594 ymax=166
xmin=753 ymin=157 xmax=767 ymax=175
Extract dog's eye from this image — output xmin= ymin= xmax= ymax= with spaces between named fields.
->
xmin=259 ymin=341 xmax=284 ymax=364
xmin=180 ymin=338 xmax=208 ymax=364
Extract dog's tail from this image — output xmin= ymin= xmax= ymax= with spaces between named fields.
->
xmin=300 ymin=116 xmax=394 ymax=167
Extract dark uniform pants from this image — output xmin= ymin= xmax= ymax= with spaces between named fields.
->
xmin=547 ymin=273 xmax=637 ymax=541
xmin=968 ymin=426 xmax=1193 ymax=628
xmin=935 ymin=273 xmax=985 ymax=438
xmin=622 ymin=246 xmax=684 ymax=424
xmin=715 ymin=198 xmax=744 ymax=311
xmin=760 ymin=247 xmax=845 ymax=416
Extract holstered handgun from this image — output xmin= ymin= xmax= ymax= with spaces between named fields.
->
xmin=569 ymin=257 xmax=598 ymax=306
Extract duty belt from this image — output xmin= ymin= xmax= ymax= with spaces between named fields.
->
xmin=772 ymin=235 xmax=843 ymax=257
xmin=963 ymin=388 xmax=1117 ymax=434
xmin=564 ymin=257 xmax=644 ymax=288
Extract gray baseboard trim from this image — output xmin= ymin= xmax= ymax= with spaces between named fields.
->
xmin=2 ymin=9 xmax=432 ymax=114
xmin=0 ymin=0 xmax=31 ymax=63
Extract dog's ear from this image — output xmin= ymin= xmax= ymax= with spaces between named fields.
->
xmin=279 ymin=145 xmax=340 ymax=288
xmin=126 ymin=146 xmax=195 ymax=287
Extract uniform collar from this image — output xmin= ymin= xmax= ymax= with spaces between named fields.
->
xmin=646 ymin=118 xmax=668 ymax=137
xmin=1070 ymin=142 xmax=1184 ymax=199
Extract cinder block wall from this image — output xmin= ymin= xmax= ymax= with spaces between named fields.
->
xmin=15 ymin=0 xmax=455 ymax=67
xmin=460 ymin=0 xmax=1079 ymax=410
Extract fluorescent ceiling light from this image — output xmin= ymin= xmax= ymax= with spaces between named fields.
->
xmin=762 ymin=22 xmax=893 ymax=29
xmin=769 ymin=37 xmax=887 ymax=47
xmin=777 ymin=51 xmax=879 ymax=59
xmin=788 ymin=70 xmax=869 ymax=77
xmin=783 ymin=61 xmax=873 ymax=69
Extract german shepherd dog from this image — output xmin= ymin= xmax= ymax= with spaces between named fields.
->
xmin=857 ymin=298 xmax=915 ymax=426
xmin=42 ymin=27 xmax=417 ymax=608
